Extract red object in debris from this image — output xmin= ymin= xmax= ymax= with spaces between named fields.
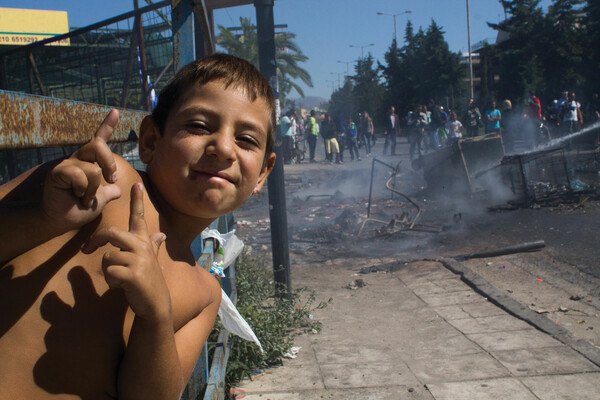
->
xmin=230 ymin=388 xmax=247 ymax=399
xmin=537 ymin=279 xmax=543 ymax=282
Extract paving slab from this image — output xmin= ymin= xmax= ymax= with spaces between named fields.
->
xmin=447 ymin=314 xmax=534 ymax=334
xmin=426 ymin=377 xmax=539 ymax=400
xmin=410 ymin=278 xmax=471 ymax=296
xmin=397 ymin=331 xmax=484 ymax=360
xmin=521 ymin=372 xmax=600 ymax=400
xmin=234 ymin=365 xmax=325 ymax=393
xmin=416 ymin=290 xmax=486 ymax=307
xmin=312 ymin=343 xmax=400 ymax=365
xmin=433 ymin=301 xmax=508 ymax=320
xmin=319 ymin=361 xmax=420 ymax=388
xmin=467 ymin=329 xmax=562 ymax=352
xmin=492 ymin=346 xmax=600 ymax=376
xmin=238 ymin=385 xmax=435 ymax=400
xmin=407 ymin=352 xmax=511 ymax=383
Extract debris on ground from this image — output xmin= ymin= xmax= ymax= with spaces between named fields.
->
xmin=283 ymin=346 xmax=301 ymax=359
xmin=346 ymin=279 xmax=366 ymax=290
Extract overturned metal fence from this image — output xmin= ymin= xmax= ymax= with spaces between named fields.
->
xmin=500 ymin=148 xmax=571 ymax=205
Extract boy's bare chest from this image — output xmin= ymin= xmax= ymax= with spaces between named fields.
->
xmin=0 ymin=233 xmax=209 ymax=398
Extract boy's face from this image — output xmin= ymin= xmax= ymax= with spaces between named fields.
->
xmin=141 ymin=80 xmax=275 ymax=219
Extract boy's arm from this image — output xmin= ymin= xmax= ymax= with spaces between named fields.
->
xmin=83 ymin=183 xmax=220 ymax=399
xmin=0 ymin=110 xmax=121 ymax=263
xmin=119 ymin=287 xmax=220 ymax=400
xmin=120 ymin=280 xmax=221 ymax=400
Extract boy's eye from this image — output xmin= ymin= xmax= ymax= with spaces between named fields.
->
xmin=237 ymin=134 xmax=260 ymax=148
xmin=187 ymin=122 xmax=211 ymax=133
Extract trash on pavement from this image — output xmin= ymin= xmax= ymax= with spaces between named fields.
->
xmin=346 ymin=278 xmax=366 ymax=290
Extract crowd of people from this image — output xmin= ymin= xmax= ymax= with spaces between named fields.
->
xmin=280 ymin=90 xmax=600 ymax=164
xmin=279 ymin=108 xmax=376 ymax=165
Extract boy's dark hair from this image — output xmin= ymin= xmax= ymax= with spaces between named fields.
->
xmin=152 ymin=53 xmax=276 ymax=157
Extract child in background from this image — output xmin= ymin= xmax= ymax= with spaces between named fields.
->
xmin=444 ymin=112 xmax=464 ymax=146
xmin=345 ymin=116 xmax=361 ymax=161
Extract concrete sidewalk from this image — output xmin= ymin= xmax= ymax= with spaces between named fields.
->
xmin=234 ymin=257 xmax=600 ymax=399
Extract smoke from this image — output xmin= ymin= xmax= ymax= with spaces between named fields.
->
xmin=473 ymin=166 xmax=516 ymax=205
xmin=290 ymin=163 xmax=416 ymax=202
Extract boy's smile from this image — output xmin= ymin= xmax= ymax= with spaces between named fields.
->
xmin=140 ymin=79 xmax=275 ymax=221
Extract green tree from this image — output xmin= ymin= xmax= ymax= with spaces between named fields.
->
xmin=216 ymin=17 xmax=312 ymax=109
xmin=379 ymin=32 xmax=404 ymax=117
xmin=327 ymin=78 xmax=355 ymax=125
xmin=418 ymin=20 xmax=465 ymax=111
xmin=542 ymin=0 xmax=585 ymax=97
xmin=582 ymin=0 xmax=600 ymax=95
xmin=350 ymin=55 xmax=384 ymax=120
xmin=379 ymin=20 xmax=465 ymax=118
xmin=488 ymin=0 xmax=547 ymax=102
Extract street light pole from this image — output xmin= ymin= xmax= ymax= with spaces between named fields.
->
xmin=330 ymin=71 xmax=341 ymax=88
xmin=466 ymin=0 xmax=474 ymax=99
xmin=326 ymin=79 xmax=335 ymax=93
xmin=349 ymin=43 xmax=375 ymax=58
xmin=376 ymin=11 xmax=412 ymax=43
xmin=337 ymin=60 xmax=351 ymax=76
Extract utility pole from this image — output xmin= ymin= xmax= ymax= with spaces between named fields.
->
xmin=466 ymin=0 xmax=474 ymax=99
xmin=254 ymin=0 xmax=291 ymax=298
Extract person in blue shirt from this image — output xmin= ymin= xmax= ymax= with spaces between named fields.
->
xmin=344 ymin=117 xmax=361 ymax=161
xmin=485 ymin=100 xmax=502 ymax=134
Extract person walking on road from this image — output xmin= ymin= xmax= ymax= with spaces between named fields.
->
xmin=321 ymin=113 xmax=341 ymax=164
xmin=280 ymin=110 xmax=295 ymax=164
xmin=359 ymin=111 xmax=374 ymax=156
xmin=306 ymin=110 xmax=319 ymax=163
xmin=345 ymin=116 xmax=361 ymax=161
xmin=383 ymin=105 xmax=400 ymax=155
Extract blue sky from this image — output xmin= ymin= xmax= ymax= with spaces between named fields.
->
xmin=2 ymin=0 xmax=553 ymax=98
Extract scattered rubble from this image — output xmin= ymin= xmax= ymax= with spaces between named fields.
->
xmin=346 ymin=279 xmax=366 ymax=290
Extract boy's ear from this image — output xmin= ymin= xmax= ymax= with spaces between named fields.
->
xmin=253 ymin=152 xmax=276 ymax=194
xmin=138 ymin=115 xmax=161 ymax=164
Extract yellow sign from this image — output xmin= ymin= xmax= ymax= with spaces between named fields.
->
xmin=0 ymin=8 xmax=70 ymax=46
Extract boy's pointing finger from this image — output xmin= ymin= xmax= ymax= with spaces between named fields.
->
xmin=129 ymin=182 xmax=148 ymax=235
xmin=94 ymin=108 xmax=119 ymax=143
xmin=72 ymin=109 xmax=119 ymax=184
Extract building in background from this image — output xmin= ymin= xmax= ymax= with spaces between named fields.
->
xmin=0 ymin=7 xmax=70 ymax=46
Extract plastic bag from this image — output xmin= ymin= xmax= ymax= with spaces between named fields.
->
xmin=201 ymin=229 xmax=245 ymax=271
xmin=219 ymin=289 xmax=263 ymax=352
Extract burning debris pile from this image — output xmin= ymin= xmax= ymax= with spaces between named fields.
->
xmin=492 ymin=147 xmax=600 ymax=208
xmin=294 ymin=208 xmax=361 ymax=243
xmin=527 ymin=180 xmax=596 ymax=207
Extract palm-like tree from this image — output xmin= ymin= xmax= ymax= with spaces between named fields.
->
xmin=216 ymin=17 xmax=312 ymax=107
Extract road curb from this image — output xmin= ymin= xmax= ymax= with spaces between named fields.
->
xmin=438 ymin=257 xmax=600 ymax=368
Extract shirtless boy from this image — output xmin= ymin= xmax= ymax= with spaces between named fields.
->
xmin=0 ymin=54 xmax=276 ymax=399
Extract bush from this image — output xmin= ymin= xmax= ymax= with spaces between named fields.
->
xmin=207 ymin=251 xmax=330 ymax=393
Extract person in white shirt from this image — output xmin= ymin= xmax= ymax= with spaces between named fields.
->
xmin=444 ymin=112 xmax=464 ymax=146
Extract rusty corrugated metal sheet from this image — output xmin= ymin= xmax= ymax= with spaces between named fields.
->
xmin=0 ymin=90 xmax=148 ymax=150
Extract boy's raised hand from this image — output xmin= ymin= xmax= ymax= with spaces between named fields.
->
xmin=42 ymin=109 xmax=122 ymax=232
xmin=82 ymin=183 xmax=170 ymax=322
